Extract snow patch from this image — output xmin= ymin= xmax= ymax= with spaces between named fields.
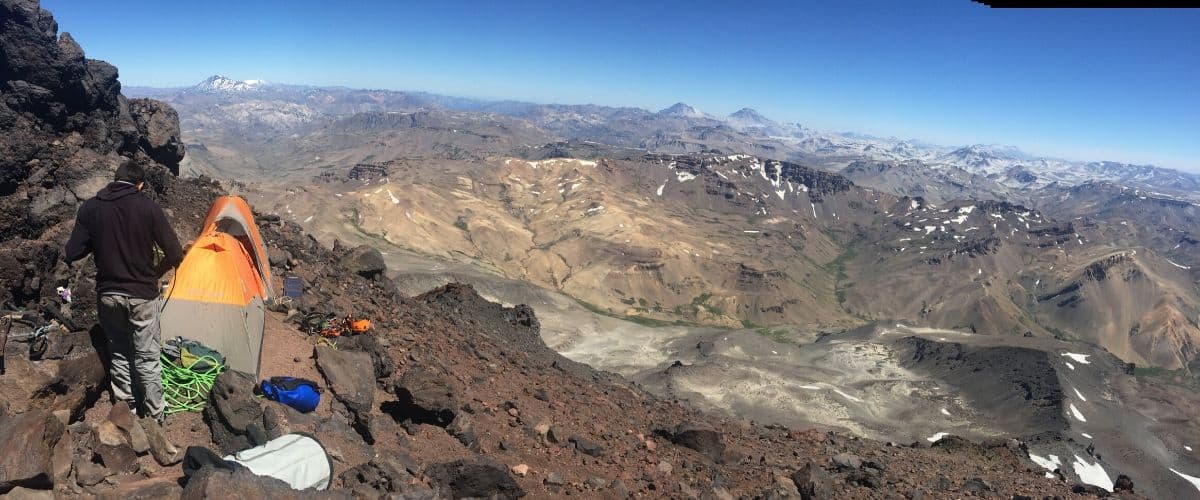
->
xmin=1029 ymin=453 xmax=1062 ymax=471
xmin=387 ymin=189 xmax=400 ymax=204
xmin=832 ymin=389 xmax=863 ymax=403
xmin=302 ymin=215 xmax=314 ymax=223
xmin=940 ymin=408 xmax=951 ymax=416
xmin=676 ymin=171 xmax=696 ymax=182
xmin=1062 ymin=352 xmax=1091 ymax=364
xmin=1171 ymin=468 xmax=1200 ymax=493
xmin=1069 ymin=403 xmax=1087 ymax=422
xmin=1167 ymin=259 xmax=1192 ymax=270
xmin=1065 ymin=361 xmax=1075 ymax=370
xmin=811 ymin=203 xmax=818 ymax=218
xmin=1072 ymin=455 xmax=1112 ymax=491
xmin=926 ymin=432 xmax=949 ymax=443
xmin=1073 ymin=387 xmax=1087 ymax=402
xmin=657 ymin=182 xmax=666 ymax=196
xmin=1081 ymin=433 xmax=1092 ymax=439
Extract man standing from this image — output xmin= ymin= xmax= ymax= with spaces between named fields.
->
xmin=65 ymin=162 xmax=183 ymax=422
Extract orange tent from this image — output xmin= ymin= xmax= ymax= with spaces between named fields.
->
xmin=201 ymin=195 xmax=274 ymax=300
xmin=161 ymin=196 xmax=271 ymax=376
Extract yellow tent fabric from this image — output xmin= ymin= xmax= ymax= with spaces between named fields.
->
xmin=161 ymin=196 xmax=271 ymax=377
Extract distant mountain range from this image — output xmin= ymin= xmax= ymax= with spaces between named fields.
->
xmin=126 ymin=75 xmax=1196 ymax=204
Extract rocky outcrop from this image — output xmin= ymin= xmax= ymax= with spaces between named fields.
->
xmin=0 ymin=0 xmax=185 ymax=309
xmin=338 ymin=244 xmax=386 ymax=280
xmin=0 ymin=409 xmax=68 ymax=493
xmin=127 ymin=98 xmax=184 ymax=173
xmin=425 ymin=459 xmax=525 ymax=499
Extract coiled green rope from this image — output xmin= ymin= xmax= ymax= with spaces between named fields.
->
xmin=161 ymin=353 xmax=225 ymax=414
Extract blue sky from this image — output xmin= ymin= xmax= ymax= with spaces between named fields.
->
xmin=43 ymin=0 xmax=1199 ymax=170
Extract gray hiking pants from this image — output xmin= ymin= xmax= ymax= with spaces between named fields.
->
xmin=97 ymin=294 xmax=164 ymax=420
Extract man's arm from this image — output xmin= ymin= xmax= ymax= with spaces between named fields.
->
xmin=64 ymin=206 xmax=92 ymax=263
xmin=151 ymin=204 xmax=184 ymax=276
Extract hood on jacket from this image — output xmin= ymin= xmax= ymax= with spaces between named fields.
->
xmin=96 ymin=181 xmax=141 ymax=201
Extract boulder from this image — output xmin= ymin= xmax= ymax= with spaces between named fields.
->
xmin=128 ymin=98 xmax=184 ymax=174
xmin=203 ymin=370 xmax=265 ymax=454
xmin=140 ymin=416 xmax=181 ymax=465
xmin=108 ymin=401 xmax=150 ymax=454
xmin=791 ymin=461 xmax=832 ymax=500
xmin=570 ymin=435 xmax=603 ymax=456
xmin=181 ymin=465 xmax=352 ymax=500
xmin=92 ymin=419 xmax=139 ymax=473
xmin=425 ymin=460 xmax=525 ymax=499
xmin=335 ymin=333 xmax=395 ymax=380
xmin=267 ymin=247 xmax=290 ymax=267
xmin=338 ymin=245 xmax=385 ymax=280
xmin=1114 ymin=474 xmax=1134 ymax=492
xmin=0 ymin=410 xmax=68 ymax=493
xmin=663 ymin=422 xmax=726 ymax=463
xmin=389 ymin=368 xmax=457 ymax=427
xmin=831 ymin=453 xmax=862 ymax=471
xmin=314 ymin=345 xmax=375 ymax=441
xmin=35 ymin=348 xmax=106 ymax=420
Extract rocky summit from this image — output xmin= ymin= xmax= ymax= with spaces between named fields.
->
xmin=0 ymin=1 xmax=1188 ymax=499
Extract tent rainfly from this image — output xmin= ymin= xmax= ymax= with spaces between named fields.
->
xmin=161 ymin=196 xmax=272 ymax=377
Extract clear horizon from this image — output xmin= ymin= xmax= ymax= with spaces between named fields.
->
xmin=43 ymin=0 xmax=1200 ymax=171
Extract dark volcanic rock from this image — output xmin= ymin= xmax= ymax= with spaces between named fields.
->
xmin=425 ymin=459 xmax=525 ymax=499
xmin=335 ymin=333 xmax=395 ymax=380
xmin=0 ymin=0 xmax=187 ymax=317
xmin=339 ymin=244 xmax=386 ymax=280
xmin=203 ymin=370 xmax=265 ymax=454
xmin=791 ymin=461 xmax=832 ymax=500
xmin=314 ymin=345 xmax=375 ymax=442
xmin=662 ymin=421 xmax=727 ymax=463
xmin=0 ymin=410 xmax=68 ymax=493
xmin=1114 ymin=474 xmax=1134 ymax=492
xmin=389 ymin=368 xmax=458 ymax=427
xmin=128 ymin=98 xmax=184 ymax=173
xmin=181 ymin=465 xmax=351 ymax=500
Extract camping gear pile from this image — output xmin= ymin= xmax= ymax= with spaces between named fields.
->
xmin=300 ymin=312 xmax=372 ymax=338
xmin=161 ymin=337 xmax=227 ymax=414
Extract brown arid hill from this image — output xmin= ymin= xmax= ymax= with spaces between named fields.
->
xmin=247 ymin=148 xmax=1200 ymax=372
xmin=255 ymin=153 xmax=897 ymax=331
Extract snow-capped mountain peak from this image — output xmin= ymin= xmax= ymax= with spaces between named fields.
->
xmin=192 ymin=75 xmax=267 ymax=93
xmin=727 ymin=107 xmax=777 ymax=128
xmin=658 ymin=102 xmax=705 ymax=118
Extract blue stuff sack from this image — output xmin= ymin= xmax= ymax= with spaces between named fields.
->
xmin=259 ymin=376 xmax=322 ymax=413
